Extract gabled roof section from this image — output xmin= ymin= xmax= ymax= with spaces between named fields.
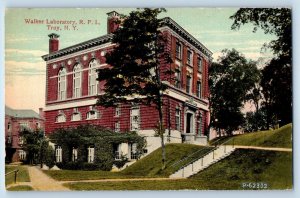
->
xmin=41 ymin=16 xmax=212 ymax=61
xmin=5 ymin=106 xmax=42 ymax=119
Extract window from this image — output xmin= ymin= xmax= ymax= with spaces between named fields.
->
xmin=73 ymin=64 xmax=82 ymax=98
xmin=8 ymin=122 xmax=11 ymax=131
xmin=55 ymin=146 xmax=62 ymax=162
xmin=175 ymin=108 xmax=181 ymax=131
xmin=197 ymin=81 xmax=202 ymax=98
xmin=56 ymin=114 xmax=66 ymax=123
xmin=72 ymin=147 xmax=78 ymax=162
xmin=198 ymin=115 xmax=203 ymax=135
xmin=175 ymin=42 xmax=182 ymax=59
xmin=86 ymin=110 xmax=98 ymax=120
xmin=186 ymin=76 xmax=191 ymax=94
xmin=114 ymin=144 xmax=121 ymax=160
xmin=19 ymin=150 xmax=26 ymax=160
xmin=88 ymin=59 xmax=99 ymax=95
xmin=18 ymin=136 xmax=24 ymax=145
xmin=115 ymin=121 xmax=120 ymax=132
xmin=115 ymin=105 xmax=121 ymax=117
xmin=175 ymin=69 xmax=181 ymax=88
xmin=187 ymin=50 xmax=193 ymax=65
xmin=130 ymin=106 xmax=140 ymax=131
xmin=36 ymin=122 xmax=40 ymax=128
xmin=197 ymin=56 xmax=202 ymax=72
xmin=19 ymin=122 xmax=29 ymax=131
xmin=129 ymin=143 xmax=138 ymax=160
xmin=87 ymin=146 xmax=95 ymax=163
xmin=58 ymin=68 xmax=66 ymax=100
xmin=71 ymin=112 xmax=81 ymax=121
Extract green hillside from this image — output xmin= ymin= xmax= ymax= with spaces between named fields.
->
xmin=66 ymin=149 xmax=292 ymax=190
xmin=122 ymin=143 xmax=212 ymax=177
xmin=210 ymin=123 xmax=292 ymax=148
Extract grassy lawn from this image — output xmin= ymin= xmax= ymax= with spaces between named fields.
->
xmin=7 ymin=185 xmax=34 ymax=191
xmin=44 ymin=144 xmax=212 ymax=181
xmin=65 ymin=149 xmax=292 ymax=190
xmin=210 ymin=123 xmax=292 ymax=148
xmin=5 ymin=165 xmax=30 ymax=186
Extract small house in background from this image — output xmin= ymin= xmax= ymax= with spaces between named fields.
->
xmin=41 ymin=10 xmax=212 ymax=160
xmin=5 ymin=106 xmax=45 ymax=163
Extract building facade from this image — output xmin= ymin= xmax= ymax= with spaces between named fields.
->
xmin=5 ymin=106 xmax=45 ymax=163
xmin=42 ymin=11 xmax=212 ymax=158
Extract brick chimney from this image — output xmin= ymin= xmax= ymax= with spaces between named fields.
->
xmin=48 ymin=33 xmax=60 ymax=53
xmin=107 ymin=11 xmax=120 ymax=34
xmin=39 ymin=108 xmax=45 ymax=120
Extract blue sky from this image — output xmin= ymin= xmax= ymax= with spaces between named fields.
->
xmin=5 ymin=8 xmax=275 ymax=112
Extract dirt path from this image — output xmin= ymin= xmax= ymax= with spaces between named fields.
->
xmin=234 ymin=145 xmax=292 ymax=152
xmin=27 ymin=166 xmax=70 ymax=191
xmin=60 ymin=177 xmax=185 ymax=184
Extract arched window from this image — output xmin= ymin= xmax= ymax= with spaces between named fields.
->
xmin=86 ymin=106 xmax=99 ymax=120
xmin=56 ymin=113 xmax=66 ymax=123
xmin=73 ymin=64 xmax=82 ymax=98
xmin=71 ymin=112 xmax=81 ymax=121
xmin=58 ymin=68 xmax=67 ymax=100
xmin=88 ymin=59 xmax=99 ymax=95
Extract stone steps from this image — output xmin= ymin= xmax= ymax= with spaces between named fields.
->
xmin=169 ymin=145 xmax=235 ymax=178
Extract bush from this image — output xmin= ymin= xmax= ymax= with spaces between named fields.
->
xmin=49 ymin=125 xmax=145 ymax=171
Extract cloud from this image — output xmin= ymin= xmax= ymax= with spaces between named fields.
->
xmin=6 ymin=48 xmax=47 ymax=56
xmin=5 ymin=60 xmax=46 ymax=79
xmin=5 ymin=35 xmax=43 ymax=44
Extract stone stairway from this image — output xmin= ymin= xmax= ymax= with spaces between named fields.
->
xmin=169 ymin=145 xmax=236 ymax=178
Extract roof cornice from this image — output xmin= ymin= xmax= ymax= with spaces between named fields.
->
xmin=42 ymin=34 xmax=113 ymax=61
xmin=161 ymin=17 xmax=212 ymax=57
xmin=42 ymin=17 xmax=212 ymax=61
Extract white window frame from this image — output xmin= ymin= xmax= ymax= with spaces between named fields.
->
xmin=187 ymin=49 xmax=193 ymax=66
xmin=19 ymin=122 xmax=29 ymax=131
xmin=197 ymin=81 xmax=202 ymax=98
xmin=186 ymin=76 xmax=192 ymax=94
xmin=19 ymin=150 xmax=27 ymax=160
xmin=87 ymin=146 xmax=95 ymax=163
xmin=71 ymin=112 xmax=81 ymax=121
xmin=115 ymin=105 xmax=121 ymax=117
xmin=114 ymin=144 xmax=122 ymax=160
xmin=175 ymin=108 xmax=181 ymax=131
xmin=197 ymin=56 xmax=202 ymax=72
xmin=130 ymin=106 xmax=140 ymax=131
xmin=115 ymin=121 xmax=120 ymax=132
xmin=18 ymin=136 xmax=24 ymax=145
xmin=58 ymin=68 xmax=67 ymax=100
xmin=56 ymin=114 xmax=66 ymax=123
xmin=73 ymin=64 xmax=82 ymax=98
xmin=72 ymin=147 xmax=78 ymax=162
xmin=86 ymin=110 xmax=98 ymax=120
xmin=175 ymin=42 xmax=182 ymax=59
xmin=129 ymin=143 xmax=138 ymax=160
xmin=175 ymin=69 xmax=181 ymax=89
xmin=55 ymin=146 xmax=62 ymax=163
xmin=88 ymin=59 xmax=99 ymax=96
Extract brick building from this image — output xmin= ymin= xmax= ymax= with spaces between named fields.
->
xmin=5 ymin=106 xmax=45 ymax=163
xmin=42 ymin=11 xmax=212 ymax=159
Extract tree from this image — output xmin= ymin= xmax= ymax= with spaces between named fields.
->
xmin=209 ymin=49 xmax=260 ymax=134
xmin=97 ymin=8 xmax=172 ymax=169
xmin=20 ymin=129 xmax=47 ymax=165
xmin=230 ymin=8 xmax=292 ymax=126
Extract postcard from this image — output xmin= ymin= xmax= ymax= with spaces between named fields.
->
xmin=4 ymin=8 xmax=292 ymax=191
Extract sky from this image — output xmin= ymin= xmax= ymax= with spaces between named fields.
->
xmin=5 ymin=8 xmax=276 ymax=112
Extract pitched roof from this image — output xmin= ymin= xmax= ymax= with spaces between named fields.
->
xmin=5 ymin=106 xmax=42 ymax=119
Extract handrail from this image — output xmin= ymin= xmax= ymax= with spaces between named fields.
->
xmin=174 ymin=137 xmax=235 ymax=172
xmin=170 ymin=146 xmax=214 ymax=168
xmin=5 ymin=169 xmax=19 ymax=184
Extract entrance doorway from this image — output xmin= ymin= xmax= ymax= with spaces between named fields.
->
xmin=185 ymin=111 xmax=195 ymax=134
